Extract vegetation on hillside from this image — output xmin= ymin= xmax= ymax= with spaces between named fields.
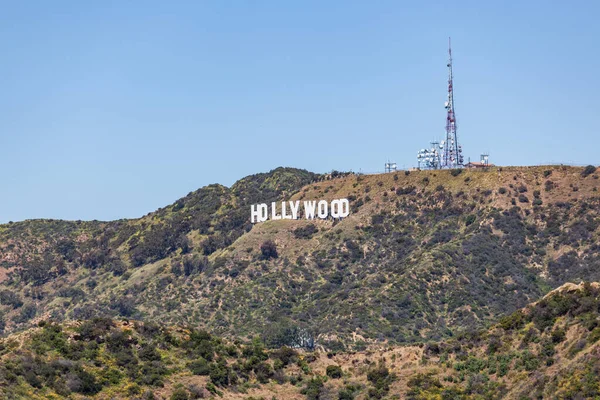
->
xmin=1 ymin=282 xmax=599 ymax=399
xmin=1 ymin=165 xmax=600 ymax=350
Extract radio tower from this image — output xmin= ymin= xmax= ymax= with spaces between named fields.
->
xmin=442 ymin=38 xmax=463 ymax=168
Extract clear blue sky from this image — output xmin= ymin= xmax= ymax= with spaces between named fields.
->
xmin=1 ymin=1 xmax=598 ymax=223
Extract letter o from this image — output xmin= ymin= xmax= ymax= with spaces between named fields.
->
xmin=330 ymin=199 xmax=341 ymax=218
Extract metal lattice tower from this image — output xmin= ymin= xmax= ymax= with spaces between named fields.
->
xmin=384 ymin=161 xmax=397 ymax=173
xmin=442 ymin=38 xmax=463 ymax=168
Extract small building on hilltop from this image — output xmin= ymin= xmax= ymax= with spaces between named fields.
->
xmin=465 ymin=154 xmax=493 ymax=169
xmin=465 ymin=161 xmax=495 ymax=169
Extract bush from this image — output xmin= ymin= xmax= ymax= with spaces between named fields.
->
xmin=450 ymin=169 xmax=463 ymax=177
xmin=582 ymin=165 xmax=596 ymax=177
xmin=551 ymin=328 xmax=566 ymax=343
xmin=588 ymin=327 xmax=600 ymax=344
xmin=170 ymin=388 xmax=189 ymax=400
xmin=13 ymin=303 xmax=37 ymax=324
xmin=188 ymin=358 xmax=210 ymax=375
xmin=293 ymin=224 xmax=318 ymax=240
xmin=260 ymin=240 xmax=278 ymax=260
xmin=498 ymin=187 xmax=507 ymax=194
xmin=465 ymin=215 xmax=476 ymax=226
xmin=301 ymin=377 xmax=325 ymax=400
xmin=518 ymin=194 xmax=529 ymax=203
xmin=254 ymin=361 xmax=273 ymax=383
xmin=271 ymin=346 xmax=298 ymax=366
xmin=326 ymin=364 xmax=343 ymax=379
xmin=367 ymin=364 xmax=395 ymax=393
xmin=0 ymin=290 xmax=23 ymax=309
xmin=209 ymin=362 xmax=231 ymax=387
xmin=499 ymin=310 xmax=525 ymax=331
xmin=396 ymin=186 xmax=416 ymax=195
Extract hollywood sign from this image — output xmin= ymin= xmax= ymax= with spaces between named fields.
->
xmin=251 ymin=199 xmax=350 ymax=223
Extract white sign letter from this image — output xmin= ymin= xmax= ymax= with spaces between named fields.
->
xmin=317 ymin=200 xmax=328 ymax=219
xmin=330 ymin=199 xmax=341 ymax=218
xmin=282 ymin=201 xmax=291 ymax=219
xmin=251 ymin=203 xmax=269 ymax=223
xmin=251 ymin=204 xmax=260 ymax=223
xmin=339 ymin=198 xmax=350 ymax=218
xmin=304 ymin=201 xmax=316 ymax=220
xmin=271 ymin=202 xmax=281 ymax=220
xmin=290 ymin=201 xmax=300 ymax=220
xmin=258 ymin=203 xmax=268 ymax=222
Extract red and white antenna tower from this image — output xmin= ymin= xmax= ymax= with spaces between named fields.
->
xmin=442 ymin=38 xmax=463 ymax=168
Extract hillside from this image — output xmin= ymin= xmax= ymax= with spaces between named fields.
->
xmin=1 ymin=282 xmax=599 ymax=399
xmin=1 ymin=165 xmax=600 ymax=349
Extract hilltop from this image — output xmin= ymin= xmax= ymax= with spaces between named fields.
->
xmin=1 ymin=281 xmax=599 ymax=399
xmin=1 ymin=164 xmax=600 ymax=350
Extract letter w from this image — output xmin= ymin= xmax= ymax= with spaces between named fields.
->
xmin=304 ymin=201 xmax=316 ymax=219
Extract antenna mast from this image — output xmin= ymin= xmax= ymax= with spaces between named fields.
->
xmin=442 ymin=38 xmax=463 ymax=168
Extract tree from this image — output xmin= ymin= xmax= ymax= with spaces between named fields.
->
xmin=260 ymin=240 xmax=278 ymax=260
xmin=582 ymin=165 xmax=597 ymax=177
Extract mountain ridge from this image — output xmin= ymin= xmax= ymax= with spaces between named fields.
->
xmin=1 ymin=165 xmax=600 ymax=350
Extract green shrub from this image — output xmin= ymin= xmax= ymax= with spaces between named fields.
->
xmin=465 ymin=214 xmax=476 ymax=226
xmin=338 ymin=384 xmax=361 ymax=400
xmin=326 ymin=364 xmax=343 ymax=379
xmin=588 ymin=327 xmax=600 ymax=344
xmin=188 ymin=358 xmax=210 ymax=375
xmin=519 ymin=351 xmax=540 ymax=371
xmin=209 ymin=362 xmax=231 ymax=386
xmin=450 ymin=169 xmax=463 ymax=177
xmin=13 ymin=303 xmax=37 ymax=324
xmin=293 ymin=224 xmax=318 ymax=240
xmin=499 ymin=310 xmax=525 ymax=331
xmin=301 ymin=376 xmax=325 ymax=400
xmin=254 ymin=361 xmax=273 ymax=383
xmin=170 ymin=388 xmax=189 ymax=400
xmin=0 ymin=290 xmax=23 ymax=309
xmin=271 ymin=346 xmax=298 ymax=366
xmin=551 ymin=328 xmax=566 ymax=343
xmin=367 ymin=364 xmax=395 ymax=396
